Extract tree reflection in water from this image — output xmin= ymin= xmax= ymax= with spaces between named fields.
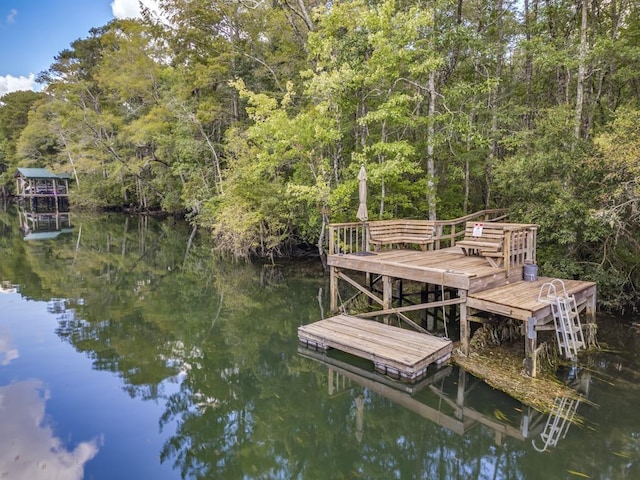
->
xmin=1 ymin=207 xmax=639 ymax=479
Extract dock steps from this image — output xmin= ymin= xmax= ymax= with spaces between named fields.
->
xmin=538 ymin=279 xmax=585 ymax=360
xmin=298 ymin=315 xmax=453 ymax=383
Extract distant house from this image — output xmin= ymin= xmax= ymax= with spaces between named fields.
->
xmin=14 ymin=168 xmax=71 ymax=212
xmin=14 ymin=168 xmax=71 ymax=198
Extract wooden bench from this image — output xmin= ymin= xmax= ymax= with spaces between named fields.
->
xmin=456 ymin=222 xmax=508 ymax=267
xmin=368 ymin=220 xmax=435 ymax=251
xmin=456 ymin=221 xmax=538 ymax=270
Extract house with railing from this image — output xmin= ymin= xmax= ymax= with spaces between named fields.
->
xmin=14 ymin=168 xmax=71 ymax=212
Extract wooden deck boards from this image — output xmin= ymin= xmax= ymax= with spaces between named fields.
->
xmin=328 ymin=247 xmax=517 ymax=291
xmin=328 ymin=248 xmax=481 ymax=289
xmin=298 ymin=315 xmax=453 ymax=382
xmin=467 ymin=277 xmax=597 ymax=322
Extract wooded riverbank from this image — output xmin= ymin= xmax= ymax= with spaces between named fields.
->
xmin=1 ymin=1 xmax=638 ymax=311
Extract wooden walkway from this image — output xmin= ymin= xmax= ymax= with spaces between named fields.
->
xmin=298 ymin=315 xmax=452 ymax=382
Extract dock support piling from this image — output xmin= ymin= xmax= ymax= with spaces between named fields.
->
xmin=524 ymin=317 xmax=538 ymax=377
xmin=396 ymin=279 xmax=403 ymax=307
xmin=330 ymin=266 xmax=338 ymax=313
xmin=586 ymin=292 xmax=597 ymax=322
xmin=458 ymin=289 xmax=469 ymax=354
xmin=421 ymin=284 xmax=429 ymax=328
xmin=382 ymin=275 xmax=392 ymax=324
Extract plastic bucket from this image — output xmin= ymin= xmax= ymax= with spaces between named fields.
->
xmin=523 ymin=263 xmax=538 ymax=282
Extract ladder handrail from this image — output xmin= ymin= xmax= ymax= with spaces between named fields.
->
xmin=537 ymin=278 xmax=568 ymax=303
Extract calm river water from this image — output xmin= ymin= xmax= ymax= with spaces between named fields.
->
xmin=0 ymin=207 xmax=638 ymax=479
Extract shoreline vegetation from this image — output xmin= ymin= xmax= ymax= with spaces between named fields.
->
xmin=1 ymin=0 xmax=638 ymax=313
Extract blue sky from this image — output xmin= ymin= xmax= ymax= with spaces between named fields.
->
xmin=0 ymin=0 xmax=157 ymax=96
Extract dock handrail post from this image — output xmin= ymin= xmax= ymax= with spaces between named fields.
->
xmin=328 ymin=225 xmax=336 ymax=255
xmin=504 ymin=230 xmax=512 ymax=274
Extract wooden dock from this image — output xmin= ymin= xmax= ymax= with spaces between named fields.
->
xmin=298 ymin=315 xmax=453 ymax=382
xmin=298 ymin=211 xmax=598 ymax=378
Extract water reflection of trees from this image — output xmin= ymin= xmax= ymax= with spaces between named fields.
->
xmin=2 ymin=208 xmax=640 ymax=478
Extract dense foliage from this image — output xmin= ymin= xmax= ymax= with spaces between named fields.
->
xmin=0 ymin=0 xmax=638 ymax=310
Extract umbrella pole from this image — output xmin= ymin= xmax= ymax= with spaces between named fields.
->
xmin=362 ymin=221 xmax=367 ymax=253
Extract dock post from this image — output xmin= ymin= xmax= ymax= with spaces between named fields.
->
xmin=586 ymin=292 xmax=597 ymax=322
xmin=524 ymin=317 xmax=538 ymax=377
xmin=424 ymin=283 xmax=437 ymax=332
xmin=458 ymin=289 xmax=469 ymax=355
xmin=421 ymin=284 xmax=432 ymax=329
xmin=396 ymin=279 xmax=403 ymax=307
xmin=330 ymin=266 xmax=338 ymax=313
xmin=382 ymin=275 xmax=392 ymax=324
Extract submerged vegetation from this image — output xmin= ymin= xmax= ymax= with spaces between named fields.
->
xmin=453 ymin=346 xmax=586 ymax=415
xmin=0 ymin=0 xmax=639 ymax=311
xmin=454 ymin=320 xmax=585 ymax=413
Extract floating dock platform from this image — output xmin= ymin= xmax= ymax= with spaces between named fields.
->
xmin=298 ymin=315 xmax=452 ymax=382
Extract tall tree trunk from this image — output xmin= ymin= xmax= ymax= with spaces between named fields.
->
xmin=486 ymin=0 xmax=504 ymax=209
xmin=524 ymin=0 xmax=534 ymax=129
xmin=379 ymin=119 xmax=387 ymax=218
xmin=190 ymin=112 xmax=224 ymax=194
xmin=57 ymin=131 xmax=80 ymax=186
xmin=464 ymin=147 xmax=470 ymax=213
xmin=575 ymin=0 xmax=588 ymax=140
xmin=427 ymin=70 xmax=437 ymax=221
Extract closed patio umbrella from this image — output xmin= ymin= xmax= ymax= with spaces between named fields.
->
xmin=356 ymin=164 xmax=368 ymax=222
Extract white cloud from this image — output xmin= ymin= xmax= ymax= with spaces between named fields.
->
xmin=0 ymin=74 xmax=38 ymax=96
xmin=0 ymin=327 xmax=19 ymax=366
xmin=0 ymin=380 xmax=101 ymax=479
xmin=111 ymin=0 xmax=161 ymax=19
xmin=6 ymin=8 xmax=17 ymax=24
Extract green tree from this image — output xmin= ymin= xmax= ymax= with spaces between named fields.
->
xmin=586 ymin=106 xmax=640 ymax=310
xmin=0 ymin=90 xmax=45 ymax=192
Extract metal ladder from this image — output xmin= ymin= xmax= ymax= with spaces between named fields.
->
xmin=538 ymin=279 xmax=585 ymax=360
xmin=532 ymin=395 xmax=580 ymax=452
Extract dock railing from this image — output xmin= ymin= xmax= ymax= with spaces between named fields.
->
xmin=327 ymin=209 xmax=510 ymax=256
xmin=503 ymin=223 xmax=538 ymax=270
xmin=328 ymin=222 xmax=369 ymax=255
